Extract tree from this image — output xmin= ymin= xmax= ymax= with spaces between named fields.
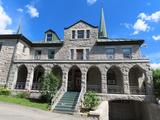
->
xmin=40 ymin=72 xmax=60 ymax=103
xmin=153 ymin=69 xmax=160 ymax=98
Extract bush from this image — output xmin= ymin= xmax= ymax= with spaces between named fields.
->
xmin=0 ymin=87 xmax=11 ymax=96
xmin=40 ymin=72 xmax=60 ymax=103
xmin=153 ymin=69 xmax=160 ymax=98
xmin=16 ymin=92 xmax=30 ymax=98
xmin=83 ymin=91 xmax=100 ymax=110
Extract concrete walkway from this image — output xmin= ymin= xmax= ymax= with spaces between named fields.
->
xmin=0 ymin=102 xmax=86 ymax=120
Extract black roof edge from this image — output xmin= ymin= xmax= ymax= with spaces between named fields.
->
xmin=0 ymin=34 xmax=63 ymax=47
xmin=96 ymin=40 xmax=144 ymax=46
xmin=64 ymin=20 xmax=98 ymax=30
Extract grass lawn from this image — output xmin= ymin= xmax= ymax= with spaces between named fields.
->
xmin=0 ymin=95 xmax=49 ymax=111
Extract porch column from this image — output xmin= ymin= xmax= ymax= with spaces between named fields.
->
xmin=62 ymin=67 xmax=68 ymax=92
xmin=10 ymin=65 xmax=18 ymax=90
xmin=122 ymin=67 xmax=130 ymax=94
xmin=25 ymin=66 xmax=34 ymax=90
xmin=101 ymin=70 xmax=107 ymax=94
xmin=81 ymin=70 xmax=87 ymax=93
xmin=145 ymin=69 xmax=154 ymax=95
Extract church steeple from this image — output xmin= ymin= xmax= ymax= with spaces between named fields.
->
xmin=99 ymin=7 xmax=108 ymax=39
xmin=16 ymin=19 xmax=22 ymax=34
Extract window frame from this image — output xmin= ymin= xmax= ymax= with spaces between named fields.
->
xmin=47 ymin=33 xmax=53 ymax=41
xmin=86 ymin=30 xmax=90 ymax=39
xmin=106 ymin=48 xmax=115 ymax=60
xmin=70 ymin=49 xmax=74 ymax=60
xmin=48 ymin=49 xmax=55 ymax=59
xmin=72 ymin=30 xmax=76 ymax=39
xmin=34 ymin=50 xmax=42 ymax=60
xmin=123 ymin=48 xmax=132 ymax=59
xmin=77 ymin=30 xmax=85 ymax=39
xmin=0 ymin=42 xmax=2 ymax=51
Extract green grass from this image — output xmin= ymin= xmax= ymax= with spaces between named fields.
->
xmin=0 ymin=95 xmax=49 ymax=111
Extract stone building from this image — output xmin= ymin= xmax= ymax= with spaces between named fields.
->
xmin=0 ymin=8 xmax=154 ymax=120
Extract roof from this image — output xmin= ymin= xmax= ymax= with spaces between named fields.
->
xmin=64 ymin=20 xmax=98 ymax=29
xmin=96 ymin=39 xmax=144 ymax=46
xmin=45 ymin=29 xmax=60 ymax=40
xmin=0 ymin=34 xmax=63 ymax=47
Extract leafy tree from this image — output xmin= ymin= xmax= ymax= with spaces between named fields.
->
xmin=40 ymin=72 xmax=60 ymax=103
xmin=153 ymin=69 xmax=160 ymax=98
xmin=83 ymin=91 xmax=100 ymax=110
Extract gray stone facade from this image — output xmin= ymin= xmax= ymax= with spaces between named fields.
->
xmin=0 ymin=20 xmax=155 ymax=119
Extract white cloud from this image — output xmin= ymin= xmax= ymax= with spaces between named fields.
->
xmin=87 ymin=0 xmax=97 ymax=5
xmin=121 ymin=23 xmax=132 ymax=29
xmin=151 ymin=63 xmax=160 ymax=70
xmin=17 ymin=8 xmax=23 ymax=13
xmin=0 ymin=5 xmax=14 ymax=34
xmin=152 ymin=35 xmax=160 ymax=41
xmin=138 ymin=11 xmax=160 ymax=23
xmin=133 ymin=19 xmax=150 ymax=35
xmin=26 ymin=4 xmax=39 ymax=18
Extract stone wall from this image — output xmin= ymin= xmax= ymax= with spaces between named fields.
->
xmin=0 ymin=39 xmax=17 ymax=86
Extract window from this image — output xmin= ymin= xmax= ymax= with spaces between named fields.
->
xmin=23 ymin=46 xmax=27 ymax=53
xmin=48 ymin=49 xmax=55 ymax=59
xmin=35 ymin=50 xmax=41 ymax=59
xmin=77 ymin=49 xmax=83 ymax=60
xmin=106 ymin=48 xmax=115 ymax=59
xmin=86 ymin=49 xmax=90 ymax=60
xmin=86 ymin=30 xmax=90 ymax=38
xmin=70 ymin=49 xmax=74 ymax=60
xmin=72 ymin=30 xmax=76 ymax=39
xmin=47 ymin=34 xmax=52 ymax=41
xmin=0 ymin=43 xmax=2 ymax=51
xmin=123 ymin=48 xmax=132 ymax=59
xmin=77 ymin=30 xmax=84 ymax=39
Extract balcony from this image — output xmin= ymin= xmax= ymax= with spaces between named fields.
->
xmin=107 ymin=85 xmax=124 ymax=94
xmin=15 ymin=82 xmax=26 ymax=89
xmin=87 ymin=85 xmax=101 ymax=93
xmin=130 ymin=86 xmax=146 ymax=95
xmin=32 ymin=83 xmax=41 ymax=90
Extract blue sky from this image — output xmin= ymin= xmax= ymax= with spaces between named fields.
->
xmin=0 ymin=0 xmax=160 ymax=67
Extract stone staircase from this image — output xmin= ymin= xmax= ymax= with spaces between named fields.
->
xmin=54 ymin=92 xmax=80 ymax=113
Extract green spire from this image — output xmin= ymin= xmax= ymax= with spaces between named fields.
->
xmin=99 ymin=7 xmax=108 ymax=38
xmin=16 ymin=19 xmax=22 ymax=34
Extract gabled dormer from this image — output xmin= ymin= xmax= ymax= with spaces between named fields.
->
xmin=45 ymin=29 xmax=60 ymax=42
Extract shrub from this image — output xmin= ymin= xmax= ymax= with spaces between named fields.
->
xmin=153 ymin=69 xmax=160 ymax=98
xmin=0 ymin=87 xmax=11 ymax=96
xmin=83 ymin=91 xmax=100 ymax=110
xmin=16 ymin=92 xmax=30 ymax=98
xmin=40 ymin=72 xmax=60 ymax=103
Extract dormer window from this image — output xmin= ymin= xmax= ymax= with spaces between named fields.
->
xmin=77 ymin=30 xmax=84 ymax=39
xmin=47 ymin=34 xmax=52 ymax=41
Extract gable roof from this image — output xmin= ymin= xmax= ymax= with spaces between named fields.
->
xmin=64 ymin=20 xmax=98 ymax=29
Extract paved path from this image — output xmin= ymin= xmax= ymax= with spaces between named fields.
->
xmin=0 ymin=102 xmax=86 ymax=120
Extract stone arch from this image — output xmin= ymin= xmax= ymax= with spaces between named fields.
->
xmin=32 ymin=65 xmax=45 ymax=90
xmin=107 ymin=66 xmax=124 ymax=94
xmin=87 ymin=66 xmax=101 ymax=93
xmin=109 ymin=99 xmax=145 ymax=120
xmin=68 ymin=65 xmax=81 ymax=92
xmin=15 ymin=65 xmax=28 ymax=89
xmin=129 ymin=65 xmax=146 ymax=94
xmin=52 ymin=65 xmax=63 ymax=89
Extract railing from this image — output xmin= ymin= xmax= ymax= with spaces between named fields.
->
xmin=32 ymin=83 xmax=41 ymax=90
xmin=75 ymin=87 xmax=85 ymax=112
xmin=15 ymin=82 xmax=26 ymax=89
xmin=51 ymin=86 xmax=65 ymax=110
xmin=107 ymin=85 xmax=124 ymax=94
xmin=130 ymin=86 xmax=146 ymax=95
xmin=87 ymin=85 xmax=101 ymax=92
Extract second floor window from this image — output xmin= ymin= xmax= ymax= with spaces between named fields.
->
xmin=23 ymin=46 xmax=27 ymax=53
xmin=77 ymin=30 xmax=84 ymax=39
xmin=48 ymin=49 xmax=55 ymax=59
xmin=106 ymin=48 xmax=115 ymax=59
xmin=77 ymin=49 xmax=83 ymax=60
xmin=35 ymin=50 xmax=41 ymax=59
xmin=86 ymin=49 xmax=90 ymax=60
xmin=123 ymin=48 xmax=132 ymax=59
xmin=70 ymin=49 xmax=74 ymax=60
xmin=47 ymin=34 xmax=52 ymax=41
